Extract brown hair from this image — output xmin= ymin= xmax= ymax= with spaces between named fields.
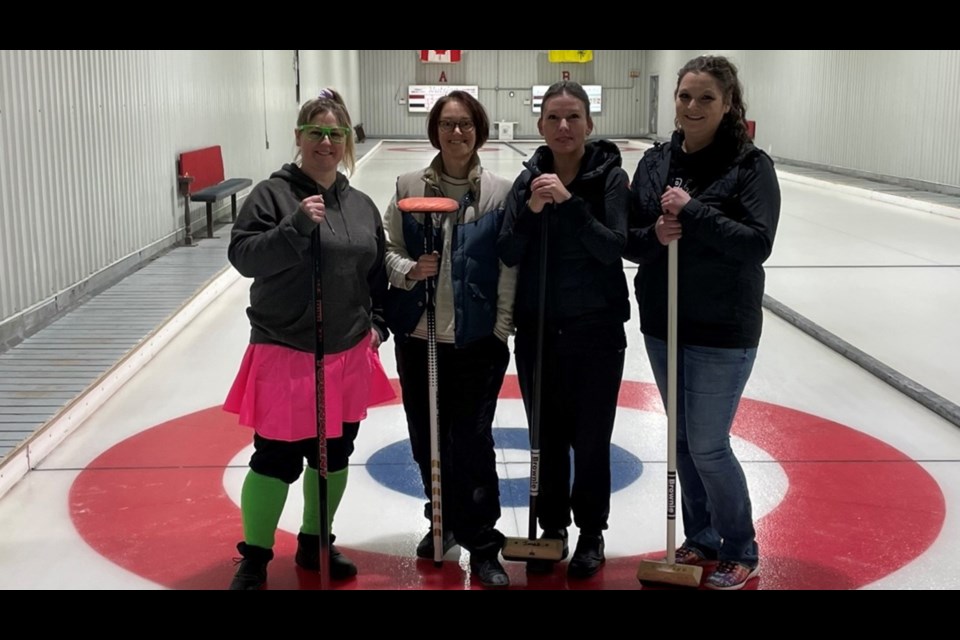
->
xmin=675 ymin=56 xmax=751 ymax=147
xmin=426 ymin=90 xmax=490 ymax=151
xmin=540 ymin=81 xmax=594 ymax=129
xmin=296 ymin=88 xmax=356 ymax=174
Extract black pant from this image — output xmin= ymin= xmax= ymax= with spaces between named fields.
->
xmin=395 ymin=334 xmax=509 ymax=557
xmin=250 ymin=423 xmax=360 ymax=484
xmin=515 ymin=322 xmax=625 ymax=534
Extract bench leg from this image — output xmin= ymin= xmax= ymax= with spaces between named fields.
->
xmin=231 ymin=194 xmax=238 ymax=222
xmin=184 ymin=197 xmax=194 ymax=247
xmin=206 ymin=203 xmax=215 ymax=239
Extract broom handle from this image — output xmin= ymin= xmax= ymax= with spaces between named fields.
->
xmin=425 ymin=213 xmax=444 ymax=566
xmin=528 ymin=208 xmax=548 ymax=541
xmin=666 ymin=239 xmax=678 ymax=565
xmin=312 ymin=226 xmax=331 ymax=589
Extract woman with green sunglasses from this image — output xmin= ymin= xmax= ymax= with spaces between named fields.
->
xmin=224 ymin=88 xmax=395 ymax=589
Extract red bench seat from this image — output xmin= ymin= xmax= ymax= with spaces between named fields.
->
xmin=177 ymin=145 xmax=252 ymax=244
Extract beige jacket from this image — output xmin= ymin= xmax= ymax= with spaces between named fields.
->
xmin=383 ymin=153 xmax=517 ymax=344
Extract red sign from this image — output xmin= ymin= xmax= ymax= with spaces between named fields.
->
xmin=420 ymin=50 xmax=461 ymax=63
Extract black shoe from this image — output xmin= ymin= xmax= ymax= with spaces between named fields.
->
xmin=229 ymin=542 xmax=273 ymax=590
xmin=525 ymin=528 xmax=569 ymax=575
xmin=470 ymin=556 xmax=510 ymax=588
xmin=329 ymin=544 xmax=358 ymax=580
xmin=296 ymin=533 xmax=358 ymax=580
xmin=567 ymin=533 xmax=605 ymax=579
xmin=415 ymin=529 xmax=457 ymax=559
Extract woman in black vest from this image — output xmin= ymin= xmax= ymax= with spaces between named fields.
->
xmin=498 ymin=81 xmax=630 ymax=579
xmin=626 ymin=56 xmax=781 ymax=590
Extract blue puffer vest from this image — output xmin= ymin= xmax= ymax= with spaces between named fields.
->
xmin=384 ymin=182 xmax=506 ymax=348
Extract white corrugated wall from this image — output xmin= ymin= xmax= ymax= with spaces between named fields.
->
xmin=299 ymin=50 xmax=363 ymax=140
xmin=647 ymin=50 xmax=960 ymax=191
xmin=358 ymin=50 xmax=647 ymax=140
xmin=3 ymin=50 xmax=958 ymax=344
xmin=0 ymin=50 xmax=359 ymax=345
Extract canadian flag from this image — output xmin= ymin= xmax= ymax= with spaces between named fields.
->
xmin=420 ymin=50 xmax=462 ymax=63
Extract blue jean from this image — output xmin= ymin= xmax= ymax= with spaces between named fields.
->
xmin=644 ymin=335 xmax=759 ymax=567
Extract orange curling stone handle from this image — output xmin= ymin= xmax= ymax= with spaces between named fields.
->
xmin=397 ymin=197 xmax=460 ymax=214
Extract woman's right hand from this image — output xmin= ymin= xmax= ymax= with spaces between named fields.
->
xmin=655 ymin=213 xmax=683 ymax=245
xmin=407 ymin=252 xmax=440 ymax=281
xmin=300 ymin=194 xmax=325 ymax=224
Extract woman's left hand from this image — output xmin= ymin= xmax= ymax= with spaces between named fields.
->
xmin=531 ymin=174 xmax=572 ymax=206
xmin=660 ymin=187 xmax=691 ymax=216
xmin=370 ymin=330 xmax=382 ymax=351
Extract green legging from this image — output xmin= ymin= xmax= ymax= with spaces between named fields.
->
xmin=240 ymin=467 xmax=348 ymax=549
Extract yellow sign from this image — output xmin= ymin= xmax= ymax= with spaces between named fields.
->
xmin=548 ymin=50 xmax=593 ymax=63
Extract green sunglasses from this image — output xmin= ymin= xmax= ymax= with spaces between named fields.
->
xmin=298 ymin=124 xmax=352 ymax=145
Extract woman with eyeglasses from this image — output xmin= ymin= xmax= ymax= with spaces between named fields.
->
xmin=224 ymin=88 xmax=395 ymax=590
xmin=382 ymin=90 xmax=517 ymax=588
xmin=498 ymin=81 xmax=630 ymax=580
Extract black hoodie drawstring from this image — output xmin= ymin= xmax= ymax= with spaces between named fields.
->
xmin=317 ymin=182 xmax=338 ymax=237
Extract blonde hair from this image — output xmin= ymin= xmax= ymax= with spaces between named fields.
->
xmin=296 ymin=88 xmax=356 ymax=175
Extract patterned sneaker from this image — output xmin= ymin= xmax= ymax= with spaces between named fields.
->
xmin=704 ymin=561 xmax=759 ymax=590
xmin=675 ymin=544 xmax=716 ymax=566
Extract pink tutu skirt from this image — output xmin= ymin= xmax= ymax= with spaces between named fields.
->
xmin=223 ymin=335 xmax=396 ymax=441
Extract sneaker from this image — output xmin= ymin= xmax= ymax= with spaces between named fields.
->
xmin=567 ymin=533 xmax=605 ymax=579
xmin=228 ymin=542 xmax=273 ymax=590
xmin=676 ymin=544 xmax=717 ymax=566
xmin=295 ymin=533 xmax=358 ymax=580
xmin=526 ymin=528 xmax=569 ymax=574
xmin=704 ymin=561 xmax=760 ymax=590
xmin=470 ymin=556 xmax=510 ymax=588
xmin=416 ymin=529 xmax=457 ymax=559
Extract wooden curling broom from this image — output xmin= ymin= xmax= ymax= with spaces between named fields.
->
xmin=636 ymin=239 xmax=703 ymax=588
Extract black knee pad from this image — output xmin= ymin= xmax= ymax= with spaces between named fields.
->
xmin=250 ymin=435 xmax=307 ymax=484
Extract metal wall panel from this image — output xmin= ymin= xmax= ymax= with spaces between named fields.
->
xmin=0 ymin=50 xmax=359 ymax=346
xmin=647 ymin=50 xmax=960 ymax=191
xmin=358 ymin=49 xmax=424 ymax=139
xmin=359 ymin=50 xmax=647 ymax=140
xmin=4 ymin=49 xmax=959 ymax=345
xmin=300 ymin=50 xmax=363 ymax=139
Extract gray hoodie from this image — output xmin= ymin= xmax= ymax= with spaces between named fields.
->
xmin=228 ymin=163 xmax=388 ymax=354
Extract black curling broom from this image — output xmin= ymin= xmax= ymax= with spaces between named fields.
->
xmin=311 ymin=225 xmax=331 ymax=590
xmin=397 ymin=196 xmax=459 ymax=566
xmin=502 ymin=162 xmax=564 ymax=564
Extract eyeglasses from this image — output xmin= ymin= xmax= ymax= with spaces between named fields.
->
xmin=298 ymin=124 xmax=352 ymax=145
xmin=438 ymin=119 xmax=475 ymax=133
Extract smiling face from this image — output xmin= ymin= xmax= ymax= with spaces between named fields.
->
xmin=436 ymin=99 xmax=477 ymax=169
xmin=296 ymin=110 xmax=345 ymax=181
xmin=675 ymin=71 xmax=730 ymax=150
xmin=538 ymin=92 xmax=593 ymax=160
